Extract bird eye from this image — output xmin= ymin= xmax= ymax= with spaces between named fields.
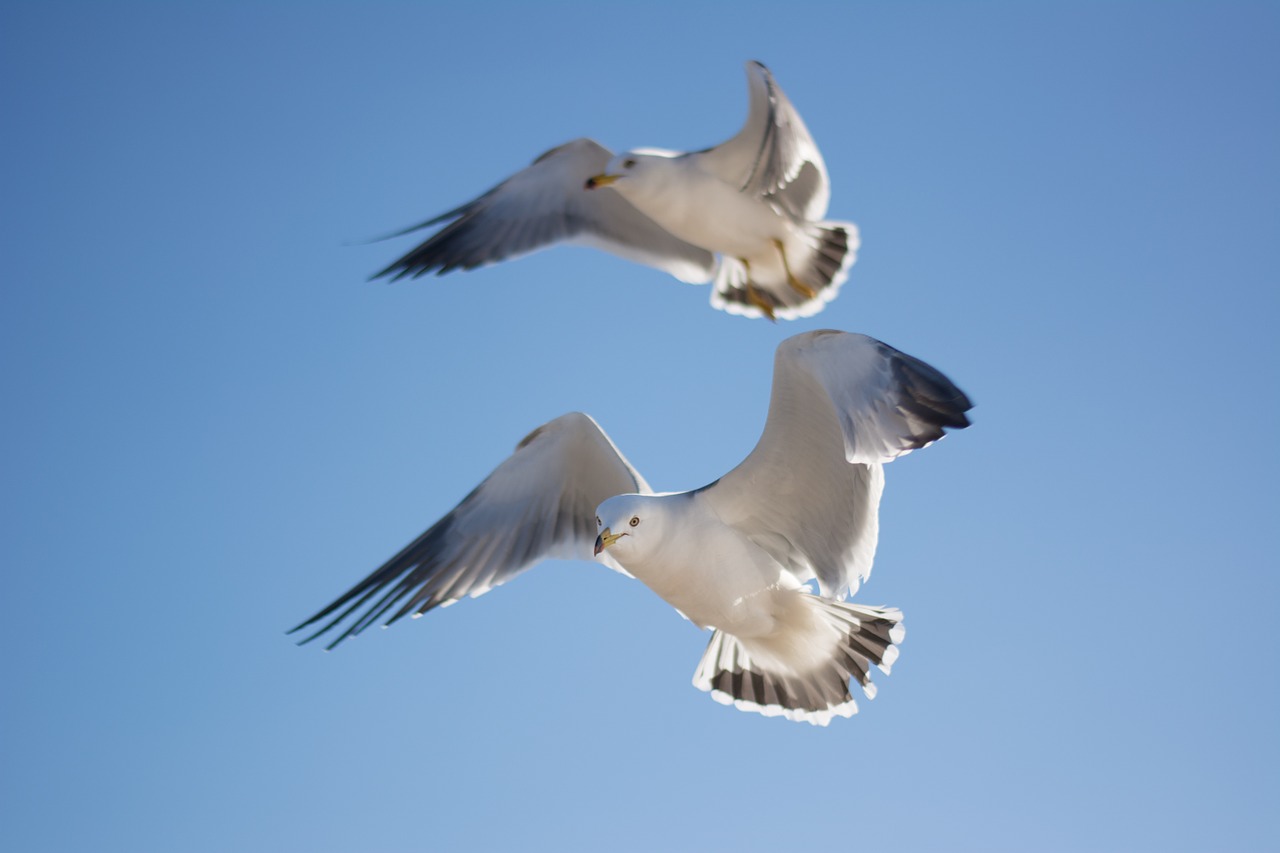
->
xmin=596 ymin=516 xmax=602 ymax=528
xmin=629 ymin=516 xmax=640 ymax=527
xmin=623 ymin=158 xmax=636 ymax=168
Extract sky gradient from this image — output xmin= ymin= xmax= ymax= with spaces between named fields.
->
xmin=2 ymin=3 xmax=1277 ymax=851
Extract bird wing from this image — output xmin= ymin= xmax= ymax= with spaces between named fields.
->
xmin=372 ymin=138 xmax=717 ymax=284
xmin=693 ymin=61 xmax=831 ymax=221
xmin=290 ymin=412 xmax=650 ymax=649
xmin=700 ymin=331 xmax=972 ymax=599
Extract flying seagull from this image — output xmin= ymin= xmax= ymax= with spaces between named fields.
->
xmin=372 ymin=62 xmax=858 ymax=320
xmin=291 ymin=331 xmax=971 ymax=724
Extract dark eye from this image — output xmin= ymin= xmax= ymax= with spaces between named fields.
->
xmin=596 ymin=517 xmax=602 ymax=528
xmin=629 ymin=516 xmax=640 ymax=527
xmin=623 ymin=158 xmax=636 ymax=168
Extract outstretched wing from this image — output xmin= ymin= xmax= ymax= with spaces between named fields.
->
xmin=290 ymin=412 xmax=650 ymax=649
xmin=693 ymin=61 xmax=831 ymax=221
xmin=372 ymin=138 xmax=716 ymax=284
xmin=700 ymin=331 xmax=972 ymax=599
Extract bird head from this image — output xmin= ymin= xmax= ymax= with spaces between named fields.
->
xmin=584 ymin=149 xmax=676 ymax=191
xmin=594 ymin=494 xmax=661 ymax=561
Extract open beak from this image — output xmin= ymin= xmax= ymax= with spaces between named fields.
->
xmin=584 ymin=173 xmax=620 ymax=190
xmin=594 ymin=527 xmax=623 ymax=556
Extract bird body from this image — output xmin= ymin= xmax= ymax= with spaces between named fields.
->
xmin=594 ymin=456 xmax=900 ymax=722
xmin=598 ymin=151 xmax=790 ymax=260
xmin=595 ymin=492 xmax=787 ymax=638
xmin=292 ymin=331 xmax=972 ymax=724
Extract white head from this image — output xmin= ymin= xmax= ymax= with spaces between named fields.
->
xmin=593 ymin=493 xmax=669 ymax=564
xmin=583 ymin=148 xmax=680 ymax=192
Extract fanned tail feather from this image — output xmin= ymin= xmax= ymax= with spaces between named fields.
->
xmin=692 ymin=595 xmax=903 ymax=726
xmin=711 ymin=220 xmax=859 ymax=320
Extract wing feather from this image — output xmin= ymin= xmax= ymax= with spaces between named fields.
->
xmin=700 ymin=331 xmax=972 ymax=599
xmin=290 ymin=412 xmax=650 ymax=649
xmin=372 ymin=138 xmax=716 ymax=284
xmin=694 ymin=61 xmax=831 ymax=221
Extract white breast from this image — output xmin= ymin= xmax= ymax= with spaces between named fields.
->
xmin=615 ymin=497 xmax=792 ymax=637
xmin=616 ymin=160 xmax=789 ymax=260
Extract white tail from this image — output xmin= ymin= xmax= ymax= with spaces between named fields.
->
xmin=710 ymin=220 xmax=859 ymax=320
xmin=692 ymin=594 xmax=903 ymax=726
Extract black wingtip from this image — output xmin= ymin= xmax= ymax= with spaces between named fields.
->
xmin=878 ymin=343 xmax=976 ymax=443
xmin=362 ymin=210 xmax=460 ymax=245
xmin=367 ymin=264 xmax=405 ymax=283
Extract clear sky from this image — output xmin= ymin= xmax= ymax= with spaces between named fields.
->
xmin=2 ymin=2 xmax=1277 ymax=851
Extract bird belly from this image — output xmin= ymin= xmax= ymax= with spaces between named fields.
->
xmin=626 ymin=536 xmax=787 ymax=638
xmin=623 ymin=172 xmax=787 ymax=258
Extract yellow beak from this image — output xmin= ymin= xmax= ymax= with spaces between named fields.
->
xmin=594 ymin=527 xmax=623 ymax=556
xmin=584 ymin=173 xmax=620 ymax=190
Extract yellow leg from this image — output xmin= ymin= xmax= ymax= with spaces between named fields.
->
xmin=774 ymin=239 xmax=817 ymax=300
xmin=740 ymin=258 xmax=776 ymax=321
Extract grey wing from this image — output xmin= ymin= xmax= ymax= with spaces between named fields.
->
xmin=693 ymin=61 xmax=831 ymax=221
xmin=700 ymin=331 xmax=973 ymax=599
xmin=290 ymin=412 xmax=650 ymax=649
xmin=372 ymin=138 xmax=716 ymax=284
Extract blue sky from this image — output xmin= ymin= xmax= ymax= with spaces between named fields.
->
xmin=2 ymin=2 xmax=1277 ymax=851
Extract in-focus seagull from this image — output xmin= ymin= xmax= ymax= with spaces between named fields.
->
xmin=372 ymin=61 xmax=858 ymax=320
xmin=291 ymin=331 xmax=972 ymax=724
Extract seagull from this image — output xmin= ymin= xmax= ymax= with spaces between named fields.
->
xmin=291 ymin=331 xmax=972 ymax=724
xmin=372 ymin=61 xmax=858 ymax=320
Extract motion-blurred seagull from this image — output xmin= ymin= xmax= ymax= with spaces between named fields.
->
xmin=372 ymin=62 xmax=858 ymax=320
xmin=292 ymin=332 xmax=970 ymax=724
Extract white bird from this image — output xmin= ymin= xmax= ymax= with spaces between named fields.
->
xmin=291 ymin=331 xmax=972 ymax=724
xmin=372 ymin=61 xmax=858 ymax=320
